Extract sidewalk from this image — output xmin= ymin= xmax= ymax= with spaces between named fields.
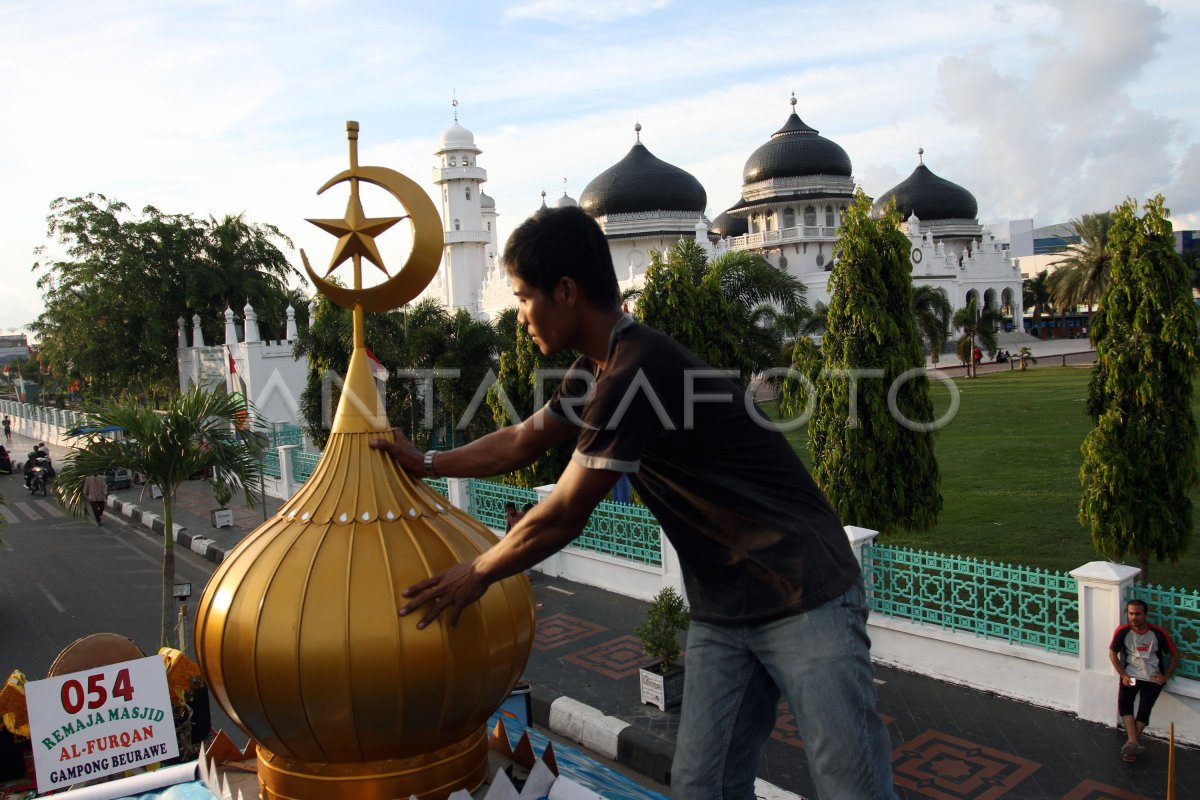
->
xmin=31 ymin=432 xmax=1199 ymax=798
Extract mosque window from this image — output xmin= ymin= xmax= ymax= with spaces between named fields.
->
xmin=804 ymin=206 xmax=816 ymax=226
xmin=783 ymin=208 xmax=795 ymax=228
xmin=465 ymin=186 xmax=472 ymax=200
xmin=765 ymin=213 xmax=773 ymax=232
xmin=487 ymin=221 xmax=491 ymax=231
xmin=454 ymin=218 xmax=461 ymax=231
xmin=449 ymin=157 xmax=457 ymax=166
xmin=825 ymin=205 xmax=834 ymax=227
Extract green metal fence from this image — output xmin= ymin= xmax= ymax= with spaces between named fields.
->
xmin=862 ymin=543 xmax=1080 ymax=654
xmin=291 ymin=450 xmax=320 ymax=483
xmin=269 ymin=424 xmax=303 ymax=448
xmin=423 ymin=477 xmax=449 ymax=496
xmin=1129 ymin=584 xmax=1200 ymax=681
xmin=577 ymin=500 xmax=662 ymax=565
xmin=467 ymin=479 xmax=539 ymax=531
xmin=262 ymin=449 xmax=282 ymax=479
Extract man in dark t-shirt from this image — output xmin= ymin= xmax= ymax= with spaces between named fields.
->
xmin=373 ymin=206 xmax=897 ymax=799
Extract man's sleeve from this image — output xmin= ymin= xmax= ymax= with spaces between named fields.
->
xmin=571 ymin=362 xmax=670 ymax=473
xmin=1109 ymin=626 xmax=1127 ymax=653
xmin=545 ymin=356 xmax=592 ymax=427
xmin=1152 ymin=625 xmax=1178 ymax=656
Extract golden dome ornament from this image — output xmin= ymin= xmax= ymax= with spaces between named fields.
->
xmin=193 ymin=121 xmax=535 ymax=800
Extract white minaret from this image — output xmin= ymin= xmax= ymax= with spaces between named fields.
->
xmin=432 ymin=100 xmax=489 ymax=317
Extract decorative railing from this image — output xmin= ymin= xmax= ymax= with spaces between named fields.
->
xmin=291 ymin=450 xmax=320 ymax=483
xmin=269 ymin=424 xmax=303 ymax=448
xmin=423 ymin=477 xmax=448 ymax=496
xmin=467 ymin=479 xmax=539 ymax=531
xmin=576 ymin=500 xmax=662 ymax=566
xmin=262 ymin=449 xmax=281 ymax=480
xmin=862 ymin=543 xmax=1080 ymax=654
xmin=1129 ymin=584 xmax=1200 ymax=681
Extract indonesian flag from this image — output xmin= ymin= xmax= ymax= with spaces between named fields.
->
xmin=227 ymin=346 xmax=237 ymax=375
xmin=365 ymin=346 xmax=388 ymax=382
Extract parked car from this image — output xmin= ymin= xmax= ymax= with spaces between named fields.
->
xmin=105 ymin=467 xmax=132 ymax=491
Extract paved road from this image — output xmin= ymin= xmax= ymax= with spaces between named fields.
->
xmin=0 ymin=481 xmax=242 ymax=742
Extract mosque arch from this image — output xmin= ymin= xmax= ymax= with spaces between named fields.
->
xmin=984 ymin=288 xmax=997 ymax=311
xmin=804 ymin=206 xmax=816 ymax=226
xmin=1001 ymin=287 xmax=1015 ymax=317
xmin=783 ymin=207 xmax=795 ymax=228
xmin=965 ymin=289 xmax=980 ymax=309
xmin=825 ymin=205 xmax=834 ymax=227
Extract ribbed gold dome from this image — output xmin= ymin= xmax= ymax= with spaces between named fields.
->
xmin=195 ymin=123 xmax=535 ymax=799
xmin=194 ymin=346 xmax=535 ymax=799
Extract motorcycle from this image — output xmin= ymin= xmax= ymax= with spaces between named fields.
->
xmin=25 ymin=456 xmax=52 ymax=497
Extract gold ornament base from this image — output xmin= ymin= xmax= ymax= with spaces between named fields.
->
xmin=256 ymin=727 xmax=488 ymax=800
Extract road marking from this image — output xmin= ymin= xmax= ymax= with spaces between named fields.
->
xmin=0 ymin=506 xmax=14 ymax=524
xmin=545 ymin=586 xmax=574 ymax=596
xmin=0 ymin=539 xmax=12 ymax=552
xmin=14 ymin=501 xmax=40 ymax=520
xmin=37 ymin=583 xmax=65 ymax=612
xmin=38 ymin=500 xmax=65 ymax=518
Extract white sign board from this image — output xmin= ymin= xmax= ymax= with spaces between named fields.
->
xmin=25 ymin=655 xmax=179 ymax=792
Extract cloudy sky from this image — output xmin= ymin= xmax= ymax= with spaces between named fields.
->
xmin=2 ymin=0 xmax=1197 ymax=333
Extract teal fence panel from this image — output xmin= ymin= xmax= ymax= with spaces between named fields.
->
xmin=467 ymin=479 xmax=539 ymax=531
xmin=577 ymin=500 xmax=661 ymax=566
xmin=423 ymin=477 xmax=449 ymax=496
xmin=262 ymin=449 xmax=282 ymax=479
xmin=270 ymin=424 xmax=303 ymax=448
xmin=862 ymin=543 xmax=1079 ymax=654
xmin=1129 ymin=584 xmax=1200 ymax=681
xmin=291 ymin=450 xmax=320 ymax=483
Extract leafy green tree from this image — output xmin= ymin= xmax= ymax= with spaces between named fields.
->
xmin=56 ymin=388 xmax=263 ymax=648
xmin=1079 ymin=196 xmax=1199 ymax=584
xmin=1022 ymin=269 xmax=1052 ymax=331
xmin=295 ymin=296 xmax=500 ymax=450
xmin=807 ymin=193 xmax=941 ymax=534
xmin=912 ymin=285 xmax=953 ymax=365
xmin=952 ymin=295 xmax=1003 ymax=376
xmin=486 ymin=323 xmax=576 ymax=488
xmin=31 ymin=195 xmax=301 ymax=396
xmin=1047 ymin=212 xmax=1113 ymax=314
xmin=635 ymin=240 xmax=807 ymax=386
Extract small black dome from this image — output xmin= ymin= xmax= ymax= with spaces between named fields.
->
xmin=873 ymin=161 xmax=978 ymax=221
xmin=711 ymin=206 xmax=748 ymax=237
xmin=580 ymin=140 xmax=707 ymax=217
xmin=743 ymin=111 xmax=852 ymax=184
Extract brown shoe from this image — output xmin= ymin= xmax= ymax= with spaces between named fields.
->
xmin=1121 ymin=742 xmax=1137 ymax=762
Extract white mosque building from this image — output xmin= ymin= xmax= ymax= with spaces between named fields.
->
xmin=176 ymin=98 xmax=1023 ymax=428
xmin=448 ymin=95 xmax=1021 ymax=323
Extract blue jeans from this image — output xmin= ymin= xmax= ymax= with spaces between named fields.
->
xmin=671 ymin=581 xmax=897 ymax=799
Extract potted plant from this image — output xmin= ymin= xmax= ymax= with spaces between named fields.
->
xmin=635 ymin=586 xmax=690 ymax=710
xmin=210 ymin=480 xmax=234 ymax=528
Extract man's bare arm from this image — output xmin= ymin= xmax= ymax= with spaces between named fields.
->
xmin=399 ymin=459 xmax=621 ymax=629
xmin=370 ymin=405 xmax=577 ymax=478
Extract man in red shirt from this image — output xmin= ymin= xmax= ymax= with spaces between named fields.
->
xmin=1108 ymin=599 xmax=1180 ymax=761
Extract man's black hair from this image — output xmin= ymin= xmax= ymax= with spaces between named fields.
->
xmin=1127 ymin=598 xmax=1149 ymax=613
xmin=505 ymin=501 xmax=517 ymax=512
xmin=521 ymin=502 xmax=535 ymax=513
xmin=503 ymin=206 xmax=619 ymax=308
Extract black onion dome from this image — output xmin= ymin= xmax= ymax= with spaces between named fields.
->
xmin=580 ymin=140 xmax=707 ymax=217
xmin=742 ymin=112 xmax=852 ymax=183
xmin=873 ymin=162 xmax=978 ymax=221
xmin=711 ymin=207 xmax=748 ymax=237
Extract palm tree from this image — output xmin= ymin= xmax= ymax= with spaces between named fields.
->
xmin=56 ymin=388 xmax=263 ymax=649
xmin=1047 ymin=212 xmax=1113 ymax=339
xmin=1022 ymin=269 xmax=1052 ymax=331
xmin=952 ymin=295 xmax=1004 ymax=377
xmin=912 ymin=285 xmax=953 ymax=365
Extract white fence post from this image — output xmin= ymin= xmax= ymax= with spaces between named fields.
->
xmin=659 ymin=531 xmax=685 ymax=600
xmin=1069 ymin=560 xmax=1142 ymax=725
xmin=277 ymin=445 xmax=298 ymax=499
xmin=844 ymin=525 xmax=880 ymax=569
xmin=445 ymin=477 xmax=470 ymax=512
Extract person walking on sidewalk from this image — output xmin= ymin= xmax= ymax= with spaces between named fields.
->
xmin=2 ymin=416 xmax=10 ymax=443
xmin=1109 ymin=599 xmax=1179 ymax=761
xmin=372 ymin=206 xmax=898 ymax=800
xmin=83 ymin=472 xmax=108 ymax=526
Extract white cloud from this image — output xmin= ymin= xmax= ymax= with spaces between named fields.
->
xmin=503 ymin=0 xmax=672 ymax=24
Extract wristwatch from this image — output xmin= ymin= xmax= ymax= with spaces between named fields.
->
xmin=423 ymin=449 xmax=438 ymax=478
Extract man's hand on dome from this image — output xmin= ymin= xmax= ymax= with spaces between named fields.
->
xmin=369 ymin=427 xmax=424 ymax=478
xmin=400 ymin=560 xmax=487 ymax=630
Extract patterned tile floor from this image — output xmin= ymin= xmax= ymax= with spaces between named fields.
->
xmin=522 ymin=573 xmax=1198 ymax=799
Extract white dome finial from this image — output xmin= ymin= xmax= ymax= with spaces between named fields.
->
xmin=918 ymin=146 xmax=924 ymax=165
xmin=790 ymin=91 xmax=797 ymax=109
xmin=634 ymin=121 xmax=642 ymax=142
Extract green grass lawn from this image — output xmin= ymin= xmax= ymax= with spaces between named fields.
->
xmin=768 ymin=367 xmax=1200 ymax=590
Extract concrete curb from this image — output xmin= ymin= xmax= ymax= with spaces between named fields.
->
xmin=105 ymin=495 xmax=229 ymax=563
xmin=530 ymin=685 xmax=675 ymax=786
